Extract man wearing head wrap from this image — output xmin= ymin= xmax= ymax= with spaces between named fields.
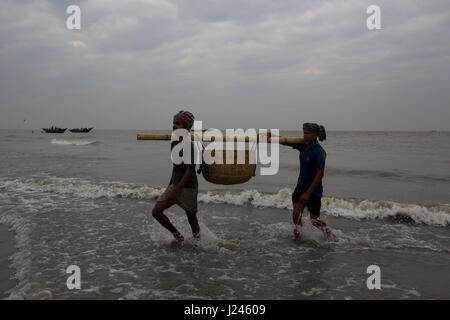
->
xmin=152 ymin=110 xmax=200 ymax=245
xmin=290 ymin=122 xmax=335 ymax=239
xmin=173 ymin=110 xmax=195 ymax=131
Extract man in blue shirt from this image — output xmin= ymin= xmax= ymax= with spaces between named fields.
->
xmin=291 ymin=123 xmax=334 ymax=239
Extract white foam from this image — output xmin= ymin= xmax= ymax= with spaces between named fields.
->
xmin=51 ymin=139 xmax=97 ymax=146
xmin=1 ymin=176 xmax=449 ymax=226
xmin=0 ymin=207 xmax=36 ymax=299
xmin=323 ymin=197 xmax=450 ymax=226
xmin=0 ymin=177 xmax=165 ymax=201
xmin=199 ymin=189 xmax=450 ymax=227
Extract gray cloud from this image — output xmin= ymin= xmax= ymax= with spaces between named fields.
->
xmin=0 ymin=0 xmax=449 ymax=130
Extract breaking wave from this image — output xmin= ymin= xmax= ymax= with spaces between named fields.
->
xmin=1 ymin=176 xmax=449 ymax=227
xmin=51 ymin=139 xmax=99 ymax=146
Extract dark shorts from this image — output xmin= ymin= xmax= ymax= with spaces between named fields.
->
xmin=157 ymin=185 xmax=198 ymax=214
xmin=291 ymin=185 xmax=321 ymax=216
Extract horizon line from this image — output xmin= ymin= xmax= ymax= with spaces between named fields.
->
xmin=1 ymin=128 xmax=449 ymax=132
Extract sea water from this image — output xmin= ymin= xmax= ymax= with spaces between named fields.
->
xmin=0 ymin=129 xmax=449 ymax=299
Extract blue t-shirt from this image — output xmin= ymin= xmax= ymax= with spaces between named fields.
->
xmin=292 ymin=142 xmax=326 ymax=197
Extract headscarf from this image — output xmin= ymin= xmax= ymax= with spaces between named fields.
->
xmin=174 ymin=110 xmax=195 ymax=131
xmin=302 ymin=122 xmax=327 ymax=141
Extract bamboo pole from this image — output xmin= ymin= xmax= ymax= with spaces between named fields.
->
xmin=136 ymin=133 xmax=303 ymax=145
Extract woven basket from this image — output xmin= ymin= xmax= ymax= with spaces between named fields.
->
xmin=200 ymin=149 xmax=257 ymax=185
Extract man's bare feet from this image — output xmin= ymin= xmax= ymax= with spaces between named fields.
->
xmin=191 ymin=232 xmax=200 ymax=247
xmin=171 ymin=232 xmax=184 ymax=247
xmin=323 ymin=227 xmax=337 ymax=240
xmin=294 ymin=228 xmax=301 ymax=240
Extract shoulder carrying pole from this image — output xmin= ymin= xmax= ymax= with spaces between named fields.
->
xmin=136 ymin=134 xmax=303 ymax=146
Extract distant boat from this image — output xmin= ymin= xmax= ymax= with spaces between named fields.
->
xmin=69 ymin=127 xmax=94 ymax=133
xmin=42 ymin=127 xmax=67 ymax=133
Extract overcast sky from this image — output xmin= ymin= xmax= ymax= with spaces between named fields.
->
xmin=1 ymin=0 xmax=449 ymax=130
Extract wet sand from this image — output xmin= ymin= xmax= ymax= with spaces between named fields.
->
xmin=0 ymin=225 xmax=16 ymax=299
